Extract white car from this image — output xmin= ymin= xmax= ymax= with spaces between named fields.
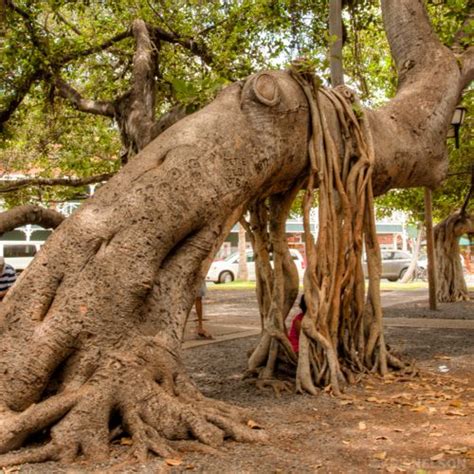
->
xmin=363 ymin=250 xmax=413 ymax=281
xmin=0 ymin=240 xmax=44 ymax=272
xmin=206 ymin=249 xmax=306 ymax=284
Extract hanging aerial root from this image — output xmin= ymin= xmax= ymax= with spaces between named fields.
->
xmin=280 ymin=61 xmax=410 ymax=394
xmin=246 ymin=186 xmax=303 ymax=390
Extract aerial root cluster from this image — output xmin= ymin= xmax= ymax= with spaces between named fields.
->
xmin=247 ymin=65 xmax=412 ymax=395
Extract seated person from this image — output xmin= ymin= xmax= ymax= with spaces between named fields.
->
xmin=288 ymin=294 xmax=307 ymax=353
xmin=0 ymin=257 xmax=17 ymax=301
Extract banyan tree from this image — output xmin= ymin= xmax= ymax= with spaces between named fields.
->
xmin=0 ymin=0 xmax=472 ymax=466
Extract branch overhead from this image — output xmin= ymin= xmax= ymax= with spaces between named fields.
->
xmin=0 ymin=173 xmax=116 ymax=194
xmin=54 ymin=77 xmax=116 ymax=117
xmin=147 ymin=24 xmax=215 ymax=66
xmin=0 ymin=205 xmax=65 ymax=235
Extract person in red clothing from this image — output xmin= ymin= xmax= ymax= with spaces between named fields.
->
xmin=288 ymin=294 xmax=306 ymax=353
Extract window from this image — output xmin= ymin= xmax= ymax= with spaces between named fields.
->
xmin=394 ymin=252 xmax=410 ymax=260
xmin=381 ymin=252 xmax=394 ymax=260
xmin=4 ymin=244 xmax=37 ymax=258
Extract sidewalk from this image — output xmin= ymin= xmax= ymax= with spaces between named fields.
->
xmin=183 ymin=287 xmax=473 ymax=349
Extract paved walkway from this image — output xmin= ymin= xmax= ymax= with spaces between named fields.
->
xmin=183 ymin=288 xmax=473 ymax=349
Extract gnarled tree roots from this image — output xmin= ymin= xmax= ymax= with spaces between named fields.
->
xmin=0 ymin=337 xmax=265 ymax=466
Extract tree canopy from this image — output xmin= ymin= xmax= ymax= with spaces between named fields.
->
xmin=2 ymin=0 xmax=471 ymax=208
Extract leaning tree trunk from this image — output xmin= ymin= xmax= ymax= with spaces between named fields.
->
xmin=0 ymin=72 xmax=310 ymax=465
xmin=434 ymin=211 xmax=473 ymax=302
xmin=0 ymin=0 xmax=472 ymax=466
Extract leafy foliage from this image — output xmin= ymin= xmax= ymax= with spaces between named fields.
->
xmin=1 ymin=0 xmax=471 ymax=214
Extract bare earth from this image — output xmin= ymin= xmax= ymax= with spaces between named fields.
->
xmin=6 ymin=291 xmax=474 ymax=473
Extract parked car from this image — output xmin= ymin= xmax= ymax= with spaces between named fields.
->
xmin=0 ymin=241 xmax=44 ymax=272
xmin=417 ymin=254 xmax=467 ymax=274
xmin=363 ymin=250 xmax=413 ymax=282
xmin=206 ymin=249 xmax=305 ymax=284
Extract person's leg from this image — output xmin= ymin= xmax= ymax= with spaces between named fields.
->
xmin=195 ymin=296 xmax=212 ymax=339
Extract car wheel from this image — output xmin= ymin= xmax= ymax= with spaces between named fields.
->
xmin=218 ymin=271 xmax=234 ymax=284
xmin=399 ymin=267 xmax=412 ymax=281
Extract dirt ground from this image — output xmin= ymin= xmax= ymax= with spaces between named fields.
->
xmin=5 ymin=292 xmax=474 ymax=474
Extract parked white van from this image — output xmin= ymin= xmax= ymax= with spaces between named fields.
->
xmin=0 ymin=241 xmax=44 ymax=272
xmin=206 ymin=249 xmax=306 ymax=283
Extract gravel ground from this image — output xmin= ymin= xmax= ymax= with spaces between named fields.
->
xmin=8 ymin=295 xmax=474 ymax=473
xmin=383 ymin=295 xmax=474 ymax=320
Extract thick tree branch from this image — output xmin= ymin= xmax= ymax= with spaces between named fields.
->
xmin=460 ymin=46 xmax=474 ymax=88
xmin=151 ymin=104 xmax=188 ymax=139
xmin=58 ymin=30 xmax=131 ymax=64
xmin=381 ymin=0 xmax=445 ymax=84
xmin=54 ymin=77 xmax=116 ymax=117
xmin=0 ymin=173 xmax=115 ymax=194
xmin=0 ymin=68 xmax=43 ymax=127
xmin=147 ymin=24 xmax=214 ymax=66
xmin=367 ymin=0 xmax=464 ymax=193
xmin=113 ymin=20 xmax=161 ymax=160
xmin=0 ymin=205 xmax=65 ymax=235
xmin=128 ymin=19 xmax=159 ymax=135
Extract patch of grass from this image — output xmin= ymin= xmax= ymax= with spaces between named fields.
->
xmin=208 ymin=280 xmax=473 ymax=293
xmin=380 ymin=281 xmax=428 ymax=291
xmin=207 ymin=280 xmax=256 ymax=290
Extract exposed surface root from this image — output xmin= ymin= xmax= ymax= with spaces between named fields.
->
xmin=0 ymin=338 xmax=266 ymax=467
xmin=254 ymin=379 xmax=294 ymax=398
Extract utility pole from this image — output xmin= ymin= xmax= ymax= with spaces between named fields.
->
xmin=424 ymin=188 xmax=437 ymax=310
xmin=329 ymin=0 xmax=344 ymax=86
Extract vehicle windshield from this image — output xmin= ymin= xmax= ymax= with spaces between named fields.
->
xmin=224 ymin=252 xmax=240 ymax=262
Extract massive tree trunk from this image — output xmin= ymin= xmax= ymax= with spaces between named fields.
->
xmin=0 ymin=72 xmax=309 ymax=464
xmin=0 ymin=0 xmax=472 ymax=466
